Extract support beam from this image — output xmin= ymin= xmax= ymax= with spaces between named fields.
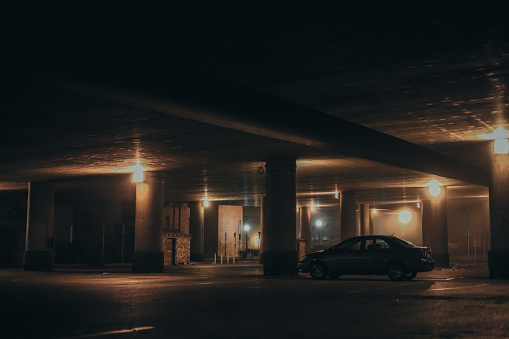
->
xmin=189 ymin=201 xmax=205 ymax=262
xmin=359 ymin=204 xmax=371 ymax=235
xmin=133 ymin=171 xmax=164 ymax=273
xmin=300 ymin=206 xmax=311 ymax=254
xmin=341 ymin=192 xmax=357 ymax=240
xmin=24 ymin=182 xmax=55 ymax=271
xmin=263 ymin=158 xmax=297 ymax=276
xmin=39 ymin=74 xmax=488 ymax=186
xmin=488 ymin=140 xmax=509 ymax=278
xmin=421 ymin=187 xmax=449 ymax=267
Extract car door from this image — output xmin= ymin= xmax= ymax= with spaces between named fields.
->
xmin=363 ymin=237 xmax=392 ymax=273
xmin=327 ymin=238 xmax=369 ymax=273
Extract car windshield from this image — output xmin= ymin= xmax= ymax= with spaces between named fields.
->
xmin=390 ymin=237 xmax=416 ymax=247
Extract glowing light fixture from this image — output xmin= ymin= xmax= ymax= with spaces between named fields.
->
xmin=244 ymin=224 xmax=250 ymax=232
xmin=478 ymin=126 xmax=509 ymax=154
xmin=417 ymin=202 xmax=421 ymax=208
xmin=310 ymin=202 xmax=315 ymax=211
xmin=335 ymin=191 xmax=339 ymax=199
xmin=428 ymin=179 xmax=442 ymax=197
xmin=296 ymin=205 xmax=299 ymax=212
xmin=315 ymin=220 xmax=323 ymax=227
xmin=372 ymin=209 xmax=377 ymax=215
xmin=399 ymin=210 xmax=412 ymax=223
xmin=204 ymin=198 xmax=210 ymax=207
xmin=494 ymin=138 xmax=509 ymax=154
xmin=253 ymin=235 xmax=260 ymax=247
xmin=131 ymin=161 xmax=144 ymax=183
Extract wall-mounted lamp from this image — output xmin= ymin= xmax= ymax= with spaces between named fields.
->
xmin=335 ymin=191 xmax=339 ymax=199
xmin=204 ymin=198 xmax=210 ymax=207
xmin=372 ymin=209 xmax=377 ymax=215
xmin=428 ymin=179 xmax=442 ymax=197
xmin=494 ymin=138 xmax=509 ymax=154
xmin=132 ymin=163 xmax=144 ymax=183
xmin=417 ymin=202 xmax=421 ymax=208
xmin=398 ymin=210 xmax=412 ymax=223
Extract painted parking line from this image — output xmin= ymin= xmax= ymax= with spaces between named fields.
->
xmin=58 ymin=326 xmax=155 ymax=339
xmin=430 ymin=283 xmax=488 ymax=291
xmin=348 ymin=281 xmax=428 ymax=293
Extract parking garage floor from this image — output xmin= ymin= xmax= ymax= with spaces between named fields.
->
xmin=1 ymin=263 xmax=508 ymax=338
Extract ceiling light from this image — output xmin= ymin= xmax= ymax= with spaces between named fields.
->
xmin=427 ymin=179 xmax=442 ymax=197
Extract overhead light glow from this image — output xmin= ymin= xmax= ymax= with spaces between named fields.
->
xmin=399 ymin=210 xmax=412 ymax=223
xmin=132 ymin=162 xmax=144 ymax=183
xmin=494 ymin=138 xmax=509 ymax=154
xmin=310 ymin=203 xmax=315 ymax=211
xmin=478 ymin=126 xmax=509 ymax=140
xmin=315 ymin=220 xmax=323 ymax=227
xmin=204 ymin=198 xmax=209 ymax=207
xmin=335 ymin=191 xmax=339 ymax=199
xmin=417 ymin=202 xmax=421 ymax=208
xmin=372 ymin=209 xmax=377 ymax=215
xmin=427 ymin=179 xmax=442 ymax=197
xmin=244 ymin=224 xmax=250 ymax=232
xmin=253 ymin=235 xmax=260 ymax=247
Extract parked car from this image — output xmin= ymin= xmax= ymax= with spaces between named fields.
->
xmin=298 ymin=235 xmax=435 ymax=281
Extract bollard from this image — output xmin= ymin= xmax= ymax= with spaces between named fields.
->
xmin=220 ymin=255 xmax=223 ymax=264
xmin=233 ymin=255 xmax=235 ymax=264
xmin=214 ymin=253 xmax=217 ymax=264
xmin=227 ymin=254 xmax=229 ymax=264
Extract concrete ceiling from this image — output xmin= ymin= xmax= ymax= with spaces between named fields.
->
xmin=2 ymin=6 xmax=505 ymax=208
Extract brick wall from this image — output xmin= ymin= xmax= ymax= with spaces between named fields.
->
xmin=163 ymin=233 xmax=191 ymax=265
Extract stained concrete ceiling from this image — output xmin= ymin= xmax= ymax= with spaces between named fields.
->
xmin=2 ymin=6 xmax=506 ymax=208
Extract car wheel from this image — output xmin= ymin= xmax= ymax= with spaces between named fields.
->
xmin=405 ymin=272 xmax=417 ymax=280
xmin=328 ymin=273 xmax=341 ymax=280
xmin=309 ymin=262 xmax=327 ymax=280
xmin=387 ymin=262 xmax=406 ymax=281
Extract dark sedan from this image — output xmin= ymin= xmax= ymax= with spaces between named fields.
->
xmin=298 ymin=235 xmax=435 ymax=280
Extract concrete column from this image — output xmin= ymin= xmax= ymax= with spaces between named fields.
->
xmin=133 ymin=171 xmax=164 ymax=273
xmin=263 ymin=158 xmax=297 ymax=275
xmin=259 ymin=196 xmax=265 ymax=264
xmin=340 ymin=192 xmax=357 ymax=240
xmin=421 ymin=187 xmax=449 ymax=267
xmin=300 ymin=206 xmax=311 ymax=253
xmin=189 ymin=201 xmax=205 ymax=262
xmin=488 ymin=140 xmax=509 ymax=278
xmin=359 ymin=204 xmax=371 ymax=235
xmin=24 ymin=181 xmax=55 ymax=271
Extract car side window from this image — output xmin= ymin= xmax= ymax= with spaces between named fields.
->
xmin=374 ymin=238 xmax=390 ymax=249
xmin=347 ymin=240 xmax=363 ymax=251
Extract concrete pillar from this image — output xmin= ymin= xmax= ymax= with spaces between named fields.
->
xmin=359 ymin=204 xmax=371 ymax=235
xmin=421 ymin=187 xmax=449 ymax=267
xmin=24 ymin=181 xmax=55 ymax=271
xmin=300 ymin=206 xmax=311 ymax=253
xmin=133 ymin=171 xmax=164 ymax=273
xmin=340 ymin=192 xmax=357 ymax=240
xmin=259 ymin=196 xmax=265 ymax=264
xmin=189 ymin=201 xmax=205 ymax=262
xmin=488 ymin=140 xmax=509 ymax=278
xmin=263 ymin=158 xmax=297 ymax=275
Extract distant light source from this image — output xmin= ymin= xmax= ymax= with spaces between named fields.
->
xmin=399 ymin=210 xmax=412 ymax=223
xmin=428 ymin=179 xmax=442 ymax=197
xmin=310 ymin=203 xmax=315 ymax=211
xmin=372 ymin=209 xmax=377 ymax=215
xmin=335 ymin=191 xmax=339 ymax=199
xmin=417 ymin=202 xmax=421 ymax=208
xmin=253 ymin=235 xmax=260 ymax=247
xmin=315 ymin=220 xmax=323 ymax=227
xmin=494 ymin=138 xmax=509 ymax=154
xmin=132 ymin=163 xmax=144 ymax=183
xmin=244 ymin=224 xmax=250 ymax=232
xmin=204 ymin=198 xmax=210 ymax=207
xmin=296 ymin=205 xmax=299 ymax=212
